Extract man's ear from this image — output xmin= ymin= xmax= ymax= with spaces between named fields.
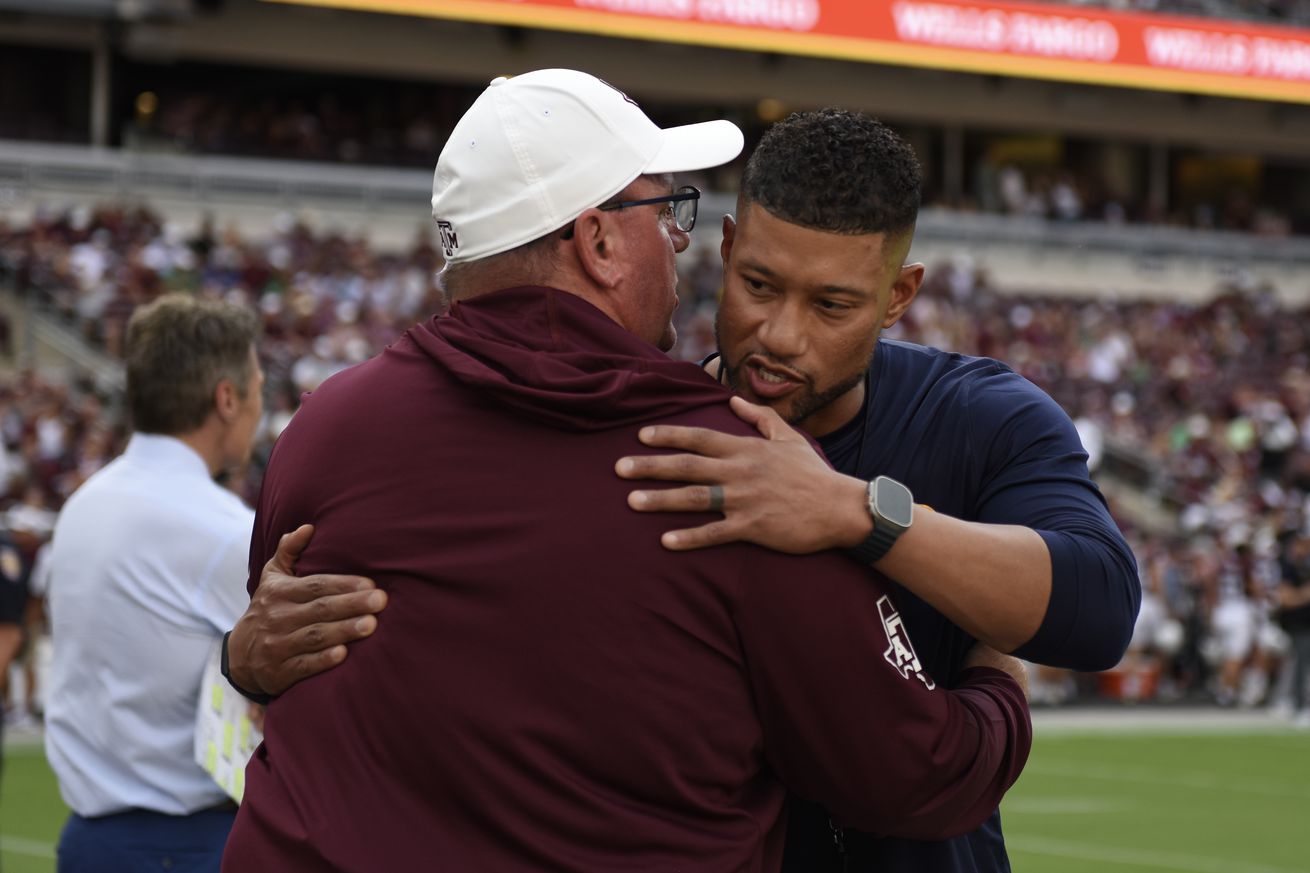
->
xmin=570 ymin=210 xmax=622 ymax=289
xmin=214 ymin=378 xmax=240 ymax=423
xmin=719 ymin=214 xmax=736 ymax=268
xmin=883 ymin=262 xmax=925 ymax=329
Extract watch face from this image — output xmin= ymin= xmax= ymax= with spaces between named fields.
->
xmin=874 ymin=477 xmax=914 ymax=528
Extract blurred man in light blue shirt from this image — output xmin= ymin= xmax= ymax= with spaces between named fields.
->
xmin=46 ymin=294 xmax=263 ymax=873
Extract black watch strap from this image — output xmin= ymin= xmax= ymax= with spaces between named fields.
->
xmin=847 ymin=521 xmax=901 ymax=566
xmin=221 ymin=630 xmax=275 ymax=705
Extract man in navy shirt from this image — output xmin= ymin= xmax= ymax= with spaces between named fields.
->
xmin=611 ymin=109 xmax=1139 ymax=872
xmin=226 ymin=109 xmax=1138 ymax=872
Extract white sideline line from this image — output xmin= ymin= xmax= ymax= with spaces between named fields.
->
xmin=1004 ymin=796 xmax=1125 ymax=814
xmin=0 ymin=834 xmax=55 ymax=859
xmin=1008 ymin=835 xmax=1304 ymax=873
xmin=1027 ymin=760 xmax=1310 ymax=801
xmin=1031 ymin=708 xmax=1292 ymax=733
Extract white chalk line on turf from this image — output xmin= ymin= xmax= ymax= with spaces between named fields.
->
xmin=1026 ymin=760 xmax=1310 ymax=801
xmin=1003 ymin=796 xmax=1125 ymax=814
xmin=2 ymin=727 xmax=46 ymax=753
xmin=0 ymin=834 xmax=56 ymax=859
xmin=1008 ymin=835 xmax=1303 ymax=873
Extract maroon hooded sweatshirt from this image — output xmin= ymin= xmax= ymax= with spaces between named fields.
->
xmin=223 ymin=286 xmax=1030 ymax=873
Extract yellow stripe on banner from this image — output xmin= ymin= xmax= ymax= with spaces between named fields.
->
xmin=263 ymin=0 xmax=1310 ymax=104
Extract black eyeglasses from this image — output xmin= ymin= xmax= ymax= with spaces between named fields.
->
xmin=600 ymin=185 xmax=700 ymax=233
xmin=562 ymin=185 xmax=700 ymax=239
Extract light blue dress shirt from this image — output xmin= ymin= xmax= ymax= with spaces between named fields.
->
xmin=46 ymin=433 xmax=255 ymax=817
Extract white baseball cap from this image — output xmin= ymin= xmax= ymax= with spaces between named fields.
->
xmin=431 ymin=69 xmax=744 ymax=263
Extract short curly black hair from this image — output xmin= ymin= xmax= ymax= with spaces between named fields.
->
xmin=741 ymin=108 xmax=921 ymax=238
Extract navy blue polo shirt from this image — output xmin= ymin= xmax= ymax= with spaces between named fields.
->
xmin=765 ymin=338 xmax=1139 ymax=873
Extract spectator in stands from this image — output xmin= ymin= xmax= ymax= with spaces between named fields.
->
xmin=2 ymin=493 xmax=55 ymax=728
xmin=1277 ymin=530 xmax=1310 ymax=727
xmin=1208 ymin=544 xmax=1261 ymax=706
xmin=45 ymin=294 xmax=263 ymax=873
xmin=1113 ymin=544 xmax=1185 ymax=695
xmin=0 ymin=499 xmax=35 ymax=781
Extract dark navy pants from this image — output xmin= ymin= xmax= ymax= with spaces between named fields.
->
xmin=57 ymin=807 xmax=235 ymax=873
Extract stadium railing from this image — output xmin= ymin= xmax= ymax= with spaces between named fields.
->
xmin=916 ymin=207 xmax=1310 ymax=266
xmin=0 ymin=138 xmax=431 ymax=215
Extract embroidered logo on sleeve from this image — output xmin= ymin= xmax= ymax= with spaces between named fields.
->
xmin=877 ymin=595 xmax=936 ymax=690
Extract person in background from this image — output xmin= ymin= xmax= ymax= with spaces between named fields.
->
xmin=1 ymin=498 xmax=55 ymax=730
xmin=1277 ymin=529 xmax=1310 ymax=727
xmin=0 ymin=503 xmax=34 ymax=787
xmin=45 ymin=294 xmax=264 ymax=873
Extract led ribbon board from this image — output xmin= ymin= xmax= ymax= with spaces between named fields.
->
xmin=263 ymin=0 xmax=1310 ymax=104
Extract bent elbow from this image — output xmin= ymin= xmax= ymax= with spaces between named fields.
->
xmin=1087 ymin=559 xmax=1144 ymax=671
xmin=1045 ymin=546 xmax=1142 ymax=672
xmin=1077 ymin=629 xmax=1134 ymax=672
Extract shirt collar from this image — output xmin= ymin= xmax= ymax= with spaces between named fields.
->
xmin=123 ymin=432 xmax=214 ymax=480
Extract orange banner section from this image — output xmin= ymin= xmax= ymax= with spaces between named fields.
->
xmin=266 ymin=0 xmax=1310 ymax=103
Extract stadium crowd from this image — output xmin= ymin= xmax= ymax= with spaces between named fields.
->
xmin=963 ymin=163 xmax=1296 ymax=236
xmin=124 ymin=88 xmax=461 ymax=171
xmin=1 ymin=203 xmax=1309 ymax=720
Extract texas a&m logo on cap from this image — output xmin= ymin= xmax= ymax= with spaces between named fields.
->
xmin=437 ymin=220 xmax=460 ymax=259
xmin=877 ymin=595 xmax=935 ymax=690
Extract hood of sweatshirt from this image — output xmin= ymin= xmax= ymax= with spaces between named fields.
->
xmin=407 ymin=285 xmax=729 ymax=431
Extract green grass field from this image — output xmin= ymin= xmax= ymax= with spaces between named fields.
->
xmin=3 ymin=725 xmax=1309 ymax=872
xmin=1004 ymin=729 xmax=1310 ymax=873
xmin=1 ymin=741 xmax=64 ymax=873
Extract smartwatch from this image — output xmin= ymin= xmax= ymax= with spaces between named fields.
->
xmin=847 ymin=476 xmax=914 ymax=565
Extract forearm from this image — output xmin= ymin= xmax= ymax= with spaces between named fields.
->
xmin=742 ymin=549 xmax=1032 ymax=840
xmin=877 ymin=509 xmax=1050 ymax=654
xmin=1280 ymin=585 xmax=1310 ymax=609
xmin=617 ymin=401 xmax=1134 ymax=662
xmin=828 ymin=478 xmax=1048 ymax=653
xmin=222 ymin=628 xmax=274 ymax=703
xmin=824 ymin=666 xmax=1031 ymax=840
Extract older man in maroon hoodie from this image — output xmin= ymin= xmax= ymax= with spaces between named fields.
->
xmin=221 ymin=69 xmax=1030 ymax=873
